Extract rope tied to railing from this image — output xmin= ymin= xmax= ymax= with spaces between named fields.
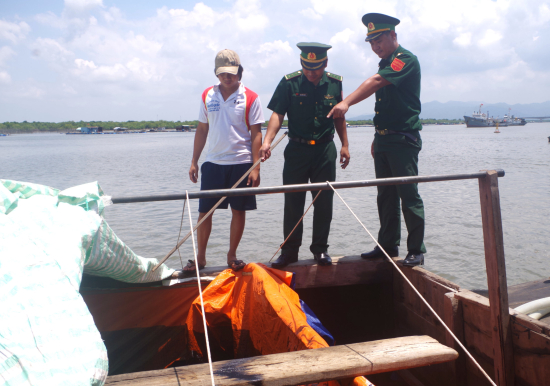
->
xmin=326 ymin=180 xmax=497 ymax=386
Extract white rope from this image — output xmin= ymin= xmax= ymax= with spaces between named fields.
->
xmin=186 ymin=190 xmax=216 ymax=386
xmin=326 ymin=181 xmax=497 ymax=386
xmin=269 ymin=189 xmax=322 ymax=262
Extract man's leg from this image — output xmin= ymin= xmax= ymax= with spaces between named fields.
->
xmin=387 ymin=146 xmax=426 ymax=254
xmin=374 ymin=151 xmax=401 ymax=249
xmin=282 ymin=142 xmax=312 ymax=256
xmin=228 ymin=208 xmax=245 ymax=263
xmin=309 ymin=141 xmax=337 ymax=254
xmin=195 ymin=211 xmax=212 ymax=268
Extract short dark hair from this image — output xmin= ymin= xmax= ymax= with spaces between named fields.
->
xmin=238 ymin=65 xmax=243 ymax=80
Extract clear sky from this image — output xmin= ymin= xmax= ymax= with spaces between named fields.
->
xmin=1 ymin=0 xmax=549 ymax=122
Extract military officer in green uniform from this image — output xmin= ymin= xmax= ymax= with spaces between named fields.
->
xmin=259 ymin=42 xmax=350 ymax=268
xmin=328 ymin=14 xmax=426 ymax=266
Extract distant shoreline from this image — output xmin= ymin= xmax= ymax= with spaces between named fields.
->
xmin=0 ymin=119 xmax=467 ymax=135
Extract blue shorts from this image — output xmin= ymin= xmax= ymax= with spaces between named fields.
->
xmin=198 ymin=161 xmax=257 ymax=213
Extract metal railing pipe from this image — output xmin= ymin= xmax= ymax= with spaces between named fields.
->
xmin=111 ymin=169 xmax=504 ymax=204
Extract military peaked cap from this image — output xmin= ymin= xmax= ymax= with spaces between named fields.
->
xmin=362 ymin=13 xmax=400 ymax=42
xmin=297 ymin=42 xmax=331 ymax=70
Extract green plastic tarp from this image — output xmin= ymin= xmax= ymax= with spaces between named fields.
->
xmin=0 ymin=180 xmax=175 ymax=385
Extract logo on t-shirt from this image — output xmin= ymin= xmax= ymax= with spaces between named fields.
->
xmin=207 ymin=101 xmax=220 ymax=112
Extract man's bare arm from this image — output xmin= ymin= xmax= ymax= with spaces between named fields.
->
xmin=258 ymin=112 xmax=284 ymax=162
xmin=334 ymin=117 xmax=350 ymax=169
xmin=189 ymin=121 xmax=209 ymax=183
xmin=248 ymin=124 xmax=262 ymax=186
xmin=327 ymin=74 xmax=391 ymax=119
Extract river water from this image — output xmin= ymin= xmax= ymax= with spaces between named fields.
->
xmin=2 ymin=124 xmax=549 ymax=290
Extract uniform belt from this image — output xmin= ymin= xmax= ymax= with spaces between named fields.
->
xmin=288 ymin=134 xmax=334 ymax=145
xmin=375 ymin=129 xmax=418 ymax=142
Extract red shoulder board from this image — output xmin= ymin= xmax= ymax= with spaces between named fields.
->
xmin=391 ymin=58 xmax=405 ymax=72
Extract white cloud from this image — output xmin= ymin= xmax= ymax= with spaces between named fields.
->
xmin=453 ymin=33 xmax=472 ymax=47
xmin=2 ymin=0 xmax=550 ymax=121
xmin=0 ymin=46 xmax=16 ymax=66
xmin=0 ymin=20 xmax=31 ymax=43
xmin=64 ymin=0 xmax=104 ymax=13
xmin=478 ymin=29 xmax=503 ymax=47
xmin=0 ymin=70 xmax=11 ymax=84
xmin=257 ymin=40 xmax=293 ymax=68
xmin=300 ymin=8 xmax=322 ymax=20
xmin=31 ymin=38 xmax=74 ymax=65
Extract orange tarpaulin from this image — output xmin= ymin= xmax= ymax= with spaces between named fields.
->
xmin=185 ymin=263 xmax=371 ymax=386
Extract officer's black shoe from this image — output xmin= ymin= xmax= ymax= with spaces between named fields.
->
xmin=403 ymin=252 xmax=424 ymax=267
xmin=313 ymin=252 xmax=332 ymax=266
xmin=360 ymin=246 xmax=399 ymax=259
xmin=271 ymin=253 xmax=298 ymax=269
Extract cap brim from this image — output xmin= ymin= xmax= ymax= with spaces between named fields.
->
xmin=365 ymin=31 xmax=385 ymax=42
xmin=215 ymin=66 xmax=239 ymax=76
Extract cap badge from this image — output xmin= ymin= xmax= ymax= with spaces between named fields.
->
xmin=368 ymin=22 xmax=375 ymax=31
xmin=307 ymin=52 xmax=317 ymax=60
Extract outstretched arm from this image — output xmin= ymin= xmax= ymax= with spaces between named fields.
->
xmin=334 ymin=117 xmax=350 ymax=169
xmin=258 ymin=112 xmax=284 ymax=162
xmin=327 ymin=74 xmax=391 ymax=119
xmin=247 ymin=124 xmax=263 ymax=187
xmin=189 ymin=121 xmax=209 ymax=183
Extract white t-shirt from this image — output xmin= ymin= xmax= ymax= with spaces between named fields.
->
xmin=198 ymin=82 xmax=265 ymax=165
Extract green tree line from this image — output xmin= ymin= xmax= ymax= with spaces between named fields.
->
xmin=1 ymin=118 xmax=463 ymax=133
xmin=0 ymin=120 xmax=201 ymax=133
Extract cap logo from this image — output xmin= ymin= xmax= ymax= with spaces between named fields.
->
xmin=307 ymin=52 xmax=317 ymax=60
xmin=368 ymin=22 xmax=375 ymax=31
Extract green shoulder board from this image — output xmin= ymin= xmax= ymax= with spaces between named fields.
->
xmin=326 ymin=72 xmax=343 ymax=81
xmin=284 ymin=70 xmax=302 ymax=80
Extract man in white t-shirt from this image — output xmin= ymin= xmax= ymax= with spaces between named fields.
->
xmin=187 ymin=49 xmax=264 ymax=273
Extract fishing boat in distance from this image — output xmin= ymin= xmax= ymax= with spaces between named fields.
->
xmin=503 ymin=108 xmax=527 ymax=126
xmin=464 ymin=104 xmax=508 ymax=128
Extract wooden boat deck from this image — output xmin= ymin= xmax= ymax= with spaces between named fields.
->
xmin=105 ymin=335 xmax=458 ymax=385
xmin=474 ymin=277 xmax=550 ymax=324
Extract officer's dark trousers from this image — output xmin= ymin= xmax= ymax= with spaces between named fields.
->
xmin=282 ymin=140 xmax=337 ymax=256
xmin=374 ymin=144 xmax=426 ymax=254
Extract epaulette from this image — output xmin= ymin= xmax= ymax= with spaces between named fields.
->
xmin=326 ymin=72 xmax=343 ymax=81
xmin=284 ymin=70 xmax=302 ymax=80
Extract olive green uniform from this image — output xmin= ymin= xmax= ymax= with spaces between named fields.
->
xmin=373 ymin=45 xmax=426 ymax=254
xmin=268 ymin=70 xmax=343 ymax=255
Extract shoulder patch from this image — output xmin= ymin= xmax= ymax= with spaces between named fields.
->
xmin=284 ymin=70 xmax=302 ymax=80
xmin=390 ymin=58 xmax=406 ymax=72
xmin=326 ymin=72 xmax=343 ymax=81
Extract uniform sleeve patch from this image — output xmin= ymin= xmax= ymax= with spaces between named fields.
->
xmin=390 ymin=58 xmax=405 ymax=72
xmin=285 ymin=71 xmax=301 ymax=80
xmin=327 ymin=72 xmax=343 ymax=81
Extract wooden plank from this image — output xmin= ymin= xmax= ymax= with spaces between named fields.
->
xmin=478 ymin=170 xmax=515 ymax=386
xmin=170 ymin=255 xmax=393 ymax=290
xmin=511 ymin=313 xmax=550 ymax=386
xmin=105 ymin=336 xmax=458 ymax=386
xmin=394 ymin=303 xmax=447 ymax=344
xmin=457 ymin=290 xmax=493 ymax=338
xmin=444 ymin=292 xmax=467 ymax=386
xmin=395 ymin=266 xmax=454 ymax=326
xmin=280 ymin=255 xmax=393 ymax=289
xmin=465 ymin=353 xmax=496 ymax=386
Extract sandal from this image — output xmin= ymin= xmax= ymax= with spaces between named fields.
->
xmin=228 ymin=260 xmax=246 ymax=272
xmin=183 ymin=259 xmax=206 ymax=274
